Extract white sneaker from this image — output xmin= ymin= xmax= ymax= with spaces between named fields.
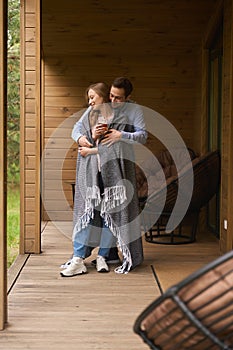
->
xmin=96 ymin=255 xmax=109 ymax=273
xmin=91 ymin=257 xmax=121 ymax=266
xmin=60 ymin=257 xmax=87 ymax=277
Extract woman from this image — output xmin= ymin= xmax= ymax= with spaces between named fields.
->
xmin=61 ymin=82 xmax=116 ymax=276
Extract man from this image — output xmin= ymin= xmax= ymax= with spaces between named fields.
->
xmin=72 ymin=77 xmax=147 ymax=147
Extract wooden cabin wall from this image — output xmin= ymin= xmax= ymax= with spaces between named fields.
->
xmin=41 ymin=0 xmax=218 ymax=221
xmin=20 ymin=0 xmax=233 ymax=253
xmin=42 ymin=54 xmax=201 ymax=221
xmin=198 ymin=0 xmax=233 ymax=253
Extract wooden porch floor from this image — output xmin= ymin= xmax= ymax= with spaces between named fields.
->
xmin=2 ymin=221 xmax=220 ymax=350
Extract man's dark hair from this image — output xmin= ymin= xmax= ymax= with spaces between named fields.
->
xmin=112 ymin=77 xmax=133 ymax=98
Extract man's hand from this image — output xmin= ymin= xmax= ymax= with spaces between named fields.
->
xmin=101 ymin=129 xmax=122 ymax=146
xmin=78 ymin=136 xmax=93 ymax=147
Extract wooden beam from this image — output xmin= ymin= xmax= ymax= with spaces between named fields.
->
xmin=21 ymin=0 xmax=41 ymax=254
xmin=34 ymin=0 xmax=41 ymax=253
xmin=217 ymin=0 xmax=233 ymax=252
xmin=0 ymin=0 xmax=8 ymax=330
xmin=224 ymin=0 xmax=233 ymax=251
xmin=20 ymin=0 xmax=25 ymax=254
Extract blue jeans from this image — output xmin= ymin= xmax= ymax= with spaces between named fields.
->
xmin=73 ymin=223 xmax=115 ymax=259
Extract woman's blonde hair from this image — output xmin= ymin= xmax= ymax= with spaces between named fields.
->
xmin=85 ymin=82 xmax=110 ymax=105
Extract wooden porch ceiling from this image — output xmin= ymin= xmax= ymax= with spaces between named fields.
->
xmin=42 ymin=0 xmax=218 ymax=57
xmin=3 ymin=221 xmax=220 ymax=349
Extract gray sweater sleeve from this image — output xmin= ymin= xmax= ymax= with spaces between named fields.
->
xmin=120 ymin=104 xmax=147 ymax=144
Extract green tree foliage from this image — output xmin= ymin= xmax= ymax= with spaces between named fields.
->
xmin=8 ymin=0 xmax=20 ymax=185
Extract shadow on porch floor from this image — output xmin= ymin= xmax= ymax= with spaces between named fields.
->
xmin=3 ymin=221 xmax=220 ymax=350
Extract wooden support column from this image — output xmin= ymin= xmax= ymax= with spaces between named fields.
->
xmin=35 ymin=0 xmax=41 ymax=253
xmin=20 ymin=0 xmax=41 ymax=254
xmin=223 ymin=0 xmax=233 ymax=251
xmin=219 ymin=0 xmax=233 ymax=252
xmin=0 ymin=0 xmax=8 ymax=330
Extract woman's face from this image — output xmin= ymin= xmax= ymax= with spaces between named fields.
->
xmin=88 ymin=89 xmax=104 ymax=107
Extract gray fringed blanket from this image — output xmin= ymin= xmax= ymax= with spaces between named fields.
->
xmin=73 ymin=107 xmax=143 ymax=273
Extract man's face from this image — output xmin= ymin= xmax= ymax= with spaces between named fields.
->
xmin=109 ymin=87 xmax=127 ymax=108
